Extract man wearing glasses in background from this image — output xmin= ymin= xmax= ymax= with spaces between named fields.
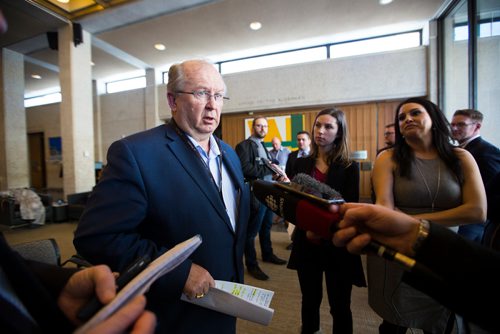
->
xmin=376 ymin=123 xmax=396 ymax=155
xmin=236 ymin=117 xmax=288 ymax=281
xmin=451 ymin=109 xmax=500 ymax=244
xmin=75 ymin=60 xmax=251 ymax=333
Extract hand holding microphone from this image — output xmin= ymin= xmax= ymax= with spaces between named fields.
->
xmin=252 ymin=175 xmax=343 ymax=239
xmin=252 ymin=175 xmax=443 ymax=281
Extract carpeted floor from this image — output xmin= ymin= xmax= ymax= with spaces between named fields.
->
xmin=3 ymin=221 xmax=386 ymax=333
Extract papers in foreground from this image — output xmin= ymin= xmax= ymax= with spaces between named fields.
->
xmin=75 ymin=235 xmax=202 ymax=334
xmin=181 ymin=280 xmax=275 ymax=325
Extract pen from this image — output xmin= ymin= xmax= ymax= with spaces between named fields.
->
xmin=77 ymin=254 xmax=151 ymax=321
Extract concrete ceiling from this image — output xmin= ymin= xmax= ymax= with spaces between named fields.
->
xmin=0 ymin=0 xmax=449 ymax=98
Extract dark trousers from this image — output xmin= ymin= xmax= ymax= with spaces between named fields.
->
xmin=297 ymin=261 xmax=353 ymax=334
xmin=244 ymin=202 xmax=274 ymax=268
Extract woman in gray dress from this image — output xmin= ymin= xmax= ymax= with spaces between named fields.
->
xmin=370 ymin=97 xmax=486 ymax=333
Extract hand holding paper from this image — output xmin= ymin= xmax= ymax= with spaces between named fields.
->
xmin=181 ymin=280 xmax=275 ymax=325
xmin=75 ymin=235 xmax=202 ymax=334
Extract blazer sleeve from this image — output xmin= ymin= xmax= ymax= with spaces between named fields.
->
xmin=74 ymin=139 xmax=191 ymax=297
xmin=403 ymin=223 xmax=500 ymax=333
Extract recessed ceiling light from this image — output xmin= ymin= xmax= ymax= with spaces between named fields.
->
xmin=31 ymin=74 xmax=42 ymax=79
xmin=379 ymin=0 xmax=393 ymax=5
xmin=249 ymin=22 xmax=262 ymax=31
xmin=57 ymin=0 xmax=70 ymax=3
xmin=154 ymin=43 xmax=166 ymax=51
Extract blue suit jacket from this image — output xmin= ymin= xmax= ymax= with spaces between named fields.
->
xmin=74 ymin=123 xmax=250 ymax=333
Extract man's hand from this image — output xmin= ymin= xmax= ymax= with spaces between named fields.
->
xmin=58 ymin=265 xmax=116 ymax=324
xmin=58 ymin=265 xmax=156 ymax=333
xmin=332 ymin=203 xmax=420 ymax=256
xmin=182 ymin=263 xmax=215 ymax=299
xmin=87 ymin=295 xmax=156 ymax=334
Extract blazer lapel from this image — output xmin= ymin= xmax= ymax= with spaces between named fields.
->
xmin=164 ymin=125 xmax=233 ymax=231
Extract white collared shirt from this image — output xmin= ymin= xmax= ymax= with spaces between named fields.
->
xmin=187 ymin=135 xmax=237 ymax=231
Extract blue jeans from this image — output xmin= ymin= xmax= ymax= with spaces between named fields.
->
xmin=244 ymin=201 xmax=274 ymax=268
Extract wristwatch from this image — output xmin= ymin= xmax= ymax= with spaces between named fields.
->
xmin=412 ymin=219 xmax=430 ymax=253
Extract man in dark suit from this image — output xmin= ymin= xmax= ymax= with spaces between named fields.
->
xmin=376 ymin=123 xmax=395 ymax=156
xmin=451 ymin=109 xmax=500 ymax=243
xmin=74 ymin=60 xmax=250 ymax=333
xmin=285 ymin=131 xmax=311 ymax=177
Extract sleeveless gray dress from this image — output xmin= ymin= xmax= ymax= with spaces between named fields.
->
xmin=368 ymin=157 xmax=462 ymax=333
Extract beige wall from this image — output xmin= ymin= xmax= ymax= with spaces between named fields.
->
xmin=27 ymin=46 xmax=429 ymax=170
xmin=222 ymin=47 xmax=427 ymax=113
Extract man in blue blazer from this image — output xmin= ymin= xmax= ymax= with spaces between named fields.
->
xmin=451 ymin=109 xmax=500 ymax=243
xmin=74 ymin=60 xmax=250 ymax=333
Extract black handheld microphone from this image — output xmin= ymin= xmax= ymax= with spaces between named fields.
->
xmin=253 ymin=179 xmax=342 ymax=239
xmin=253 ymin=178 xmax=443 ymax=281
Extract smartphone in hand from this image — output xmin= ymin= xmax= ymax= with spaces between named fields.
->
xmin=262 ymin=158 xmax=287 ymax=178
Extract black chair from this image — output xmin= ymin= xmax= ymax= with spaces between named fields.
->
xmin=0 ymin=196 xmax=31 ymax=228
xmin=67 ymin=191 xmax=91 ymax=221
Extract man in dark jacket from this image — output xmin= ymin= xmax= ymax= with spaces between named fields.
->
xmin=451 ymin=109 xmax=500 ymax=243
xmin=0 ymin=234 xmax=155 ymax=333
xmin=236 ymin=117 xmax=287 ymax=281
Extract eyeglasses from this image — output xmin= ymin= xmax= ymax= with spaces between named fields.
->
xmin=254 ymin=124 xmax=268 ymax=128
xmin=451 ymin=122 xmax=475 ymax=128
xmin=384 ymin=132 xmax=395 ymax=136
xmin=176 ymin=90 xmax=229 ymax=103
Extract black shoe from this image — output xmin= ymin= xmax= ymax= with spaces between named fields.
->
xmin=285 ymin=242 xmax=293 ymax=250
xmin=247 ymin=266 xmax=269 ymax=280
xmin=263 ymin=254 xmax=287 ymax=265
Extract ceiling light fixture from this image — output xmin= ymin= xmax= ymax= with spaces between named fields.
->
xmin=31 ymin=74 xmax=42 ymax=79
xmin=57 ymin=0 xmax=70 ymax=3
xmin=154 ymin=43 xmax=166 ymax=51
xmin=249 ymin=22 xmax=262 ymax=31
xmin=379 ymin=0 xmax=393 ymax=5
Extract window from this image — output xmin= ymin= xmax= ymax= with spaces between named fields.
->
xmin=106 ymin=76 xmax=146 ymax=94
xmin=330 ymin=31 xmax=421 ymax=58
xmin=218 ymin=30 xmax=422 ymax=75
xmin=25 ymin=92 xmax=62 ymax=107
xmin=220 ymin=47 xmax=327 ymax=75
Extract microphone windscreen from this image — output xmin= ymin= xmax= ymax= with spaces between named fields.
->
xmin=253 ymin=180 xmax=341 ymax=238
xmin=292 ymin=173 xmax=343 ymax=200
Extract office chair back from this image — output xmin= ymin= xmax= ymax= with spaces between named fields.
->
xmin=11 ymin=238 xmax=61 ymax=266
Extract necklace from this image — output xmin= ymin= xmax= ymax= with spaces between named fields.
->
xmin=414 ymin=158 xmax=441 ymax=212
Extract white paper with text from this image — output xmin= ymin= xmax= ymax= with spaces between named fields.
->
xmin=181 ymin=280 xmax=274 ymax=325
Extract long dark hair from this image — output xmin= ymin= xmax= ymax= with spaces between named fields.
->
xmin=310 ymin=108 xmax=351 ymax=167
xmin=393 ymin=97 xmax=463 ymax=183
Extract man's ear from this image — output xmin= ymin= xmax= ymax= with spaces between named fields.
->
xmin=475 ymin=122 xmax=482 ymax=131
xmin=167 ymin=93 xmax=177 ymax=110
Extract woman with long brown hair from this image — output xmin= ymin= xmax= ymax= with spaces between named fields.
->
xmin=288 ymin=108 xmax=366 ymax=334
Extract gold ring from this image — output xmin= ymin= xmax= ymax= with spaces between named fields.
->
xmin=195 ymin=293 xmax=205 ymax=299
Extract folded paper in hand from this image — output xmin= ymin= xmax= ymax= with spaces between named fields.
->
xmin=75 ymin=235 xmax=202 ymax=334
xmin=181 ymin=280 xmax=274 ymax=325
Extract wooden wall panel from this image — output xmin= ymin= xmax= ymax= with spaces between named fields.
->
xmin=220 ymin=100 xmax=402 ymax=200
